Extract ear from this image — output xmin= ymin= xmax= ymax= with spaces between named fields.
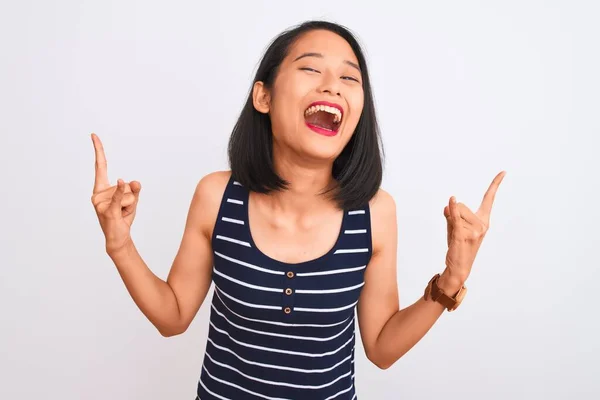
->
xmin=252 ymin=81 xmax=271 ymax=114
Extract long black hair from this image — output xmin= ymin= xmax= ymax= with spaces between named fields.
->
xmin=228 ymin=20 xmax=384 ymax=210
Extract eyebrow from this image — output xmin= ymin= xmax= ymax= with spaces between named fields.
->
xmin=293 ymin=52 xmax=361 ymax=72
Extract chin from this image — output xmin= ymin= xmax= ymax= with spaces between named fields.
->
xmin=297 ymin=138 xmax=344 ymax=163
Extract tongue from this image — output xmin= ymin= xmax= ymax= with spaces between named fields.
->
xmin=305 ymin=111 xmax=336 ymax=131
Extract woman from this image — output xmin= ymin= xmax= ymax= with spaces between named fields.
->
xmin=91 ymin=20 xmax=505 ymax=400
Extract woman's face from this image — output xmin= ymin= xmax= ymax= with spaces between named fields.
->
xmin=254 ymin=29 xmax=365 ymax=164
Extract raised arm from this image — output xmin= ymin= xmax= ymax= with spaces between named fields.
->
xmin=90 ymin=133 xmax=228 ymax=336
xmin=357 ymin=172 xmax=505 ymax=369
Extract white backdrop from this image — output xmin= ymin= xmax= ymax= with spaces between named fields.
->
xmin=1 ymin=1 xmax=598 ymax=399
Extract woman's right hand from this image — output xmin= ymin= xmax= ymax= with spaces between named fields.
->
xmin=91 ymin=133 xmax=142 ymax=255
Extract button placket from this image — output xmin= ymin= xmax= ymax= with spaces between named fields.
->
xmin=282 ymin=270 xmax=296 ymax=316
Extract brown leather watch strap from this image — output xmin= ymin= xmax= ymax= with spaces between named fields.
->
xmin=425 ymin=273 xmax=466 ymax=311
xmin=430 ymin=274 xmax=458 ymax=309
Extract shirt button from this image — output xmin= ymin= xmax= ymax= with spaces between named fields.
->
xmin=284 ymin=307 xmax=292 ymax=314
xmin=287 ymin=271 xmax=294 ymax=278
xmin=285 ymin=288 xmax=293 ymax=295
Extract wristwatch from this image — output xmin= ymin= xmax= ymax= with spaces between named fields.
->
xmin=424 ymin=273 xmax=467 ymax=312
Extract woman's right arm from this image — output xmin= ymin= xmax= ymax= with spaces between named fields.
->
xmin=108 ymin=172 xmax=227 ymax=337
xmin=91 ymin=133 xmax=228 ymax=337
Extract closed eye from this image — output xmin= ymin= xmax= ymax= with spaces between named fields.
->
xmin=342 ymin=76 xmax=360 ymax=83
xmin=300 ymin=67 xmax=320 ymax=73
xmin=300 ymin=67 xmax=360 ymax=83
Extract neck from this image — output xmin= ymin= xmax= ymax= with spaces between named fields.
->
xmin=262 ymin=144 xmax=338 ymax=216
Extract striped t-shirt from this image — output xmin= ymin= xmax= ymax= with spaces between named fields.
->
xmin=196 ymin=176 xmax=372 ymax=399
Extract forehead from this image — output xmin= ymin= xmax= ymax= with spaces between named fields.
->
xmin=285 ymin=29 xmax=359 ymax=65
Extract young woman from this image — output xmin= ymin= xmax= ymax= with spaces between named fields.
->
xmin=91 ymin=20 xmax=505 ymax=400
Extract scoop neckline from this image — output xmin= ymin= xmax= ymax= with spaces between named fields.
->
xmin=244 ymin=190 xmax=347 ymax=268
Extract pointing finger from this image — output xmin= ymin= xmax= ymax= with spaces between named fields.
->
xmin=479 ymin=171 xmax=506 ymax=218
xmin=92 ymin=133 xmax=110 ymax=193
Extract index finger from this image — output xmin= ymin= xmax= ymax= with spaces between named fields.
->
xmin=478 ymin=171 xmax=506 ymax=218
xmin=92 ymin=133 xmax=110 ymax=192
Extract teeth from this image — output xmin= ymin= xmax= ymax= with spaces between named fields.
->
xmin=304 ymin=104 xmax=342 ymax=123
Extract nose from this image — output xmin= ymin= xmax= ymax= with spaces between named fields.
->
xmin=317 ymin=71 xmax=341 ymax=97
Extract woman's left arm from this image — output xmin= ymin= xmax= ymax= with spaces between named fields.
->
xmin=357 ymin=172 xmax=505 ymax=369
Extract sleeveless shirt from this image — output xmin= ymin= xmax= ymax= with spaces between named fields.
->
xmin=196 ymin=176 xmax=372 ymax=400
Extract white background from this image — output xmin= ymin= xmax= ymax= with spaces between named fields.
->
xmin=1 ymin=1 xmax=598 ymax=399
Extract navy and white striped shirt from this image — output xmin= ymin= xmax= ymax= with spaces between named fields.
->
xmin=196 ymin=176 xmax=372 ymax=399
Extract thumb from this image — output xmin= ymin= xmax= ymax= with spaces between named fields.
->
xmin=443 ymin=205 xmax=450 ymax=219
xmin=110 ymin=179 xmax=126 ymax=215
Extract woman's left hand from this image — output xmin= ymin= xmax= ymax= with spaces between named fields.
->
xmin=440 ymin=171 xmax=507 ymax=291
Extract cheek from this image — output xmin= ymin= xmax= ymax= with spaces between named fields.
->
xmin=348 ymin=91 xmax=365 ymax=125
xmin=275 ymin=71 xmax=310 ymax=100
xmin=273 ymin=76 xmax=307 ymax=111
xmin=269 ymin=98 xmax=300 ymax=139
xmin=272 ymin=79 xmax=310 ymax=130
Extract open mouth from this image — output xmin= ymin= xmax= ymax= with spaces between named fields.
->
xmin=304 ymin=102 xmax=343 ymax=136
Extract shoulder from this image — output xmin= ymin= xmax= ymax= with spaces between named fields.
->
xmin=368 ymin=187 xmax=397 ymax=223
xmin=368 ymin=188 xmax=397 ymax=255
xmin=194 ymin=170 xmax=232 ymax=200
xmin=190 ymin=170 xmax=232 ymax=237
